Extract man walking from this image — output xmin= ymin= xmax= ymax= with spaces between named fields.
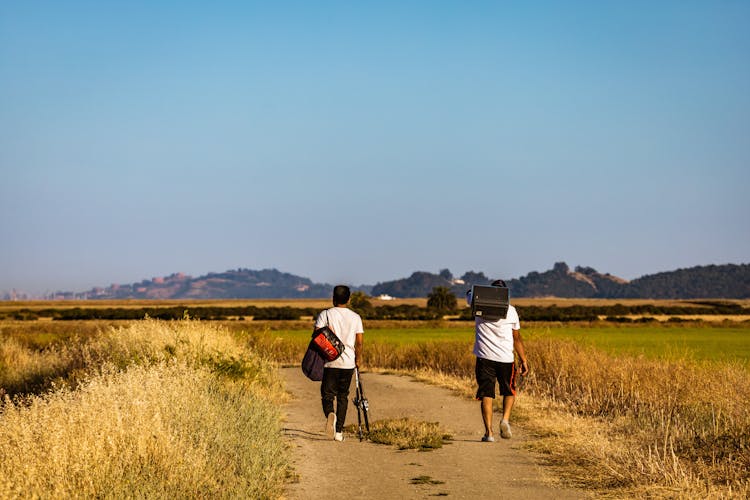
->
xmin=469 ymin=280 xmax=529 ymax=441
xmin=316 ymin=285 xmax=364 ymax=442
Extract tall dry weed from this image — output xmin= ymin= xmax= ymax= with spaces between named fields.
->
xmin=514 ymin=337 xmax=750 ymax=495
xmin=0 ymin=362 xmax=287 ymax=498
xmin=0 ymin=320 xmax=290 ymax=498
xmin=242 ymin=326 xmax=750 ymax=496
xmin=0 ymin=336 xmax=78 ymax=397
xmin=1 ymin=319 xmax=280 ymax=398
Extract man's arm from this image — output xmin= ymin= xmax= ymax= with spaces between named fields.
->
xmin=354 ymin=332 xmax=363 ymax=368
xmin=512 ymin=329 xmax=529 ymax=375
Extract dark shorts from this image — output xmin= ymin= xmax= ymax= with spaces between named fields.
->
xmin=475 ymin=357 xmax=517 ymax=399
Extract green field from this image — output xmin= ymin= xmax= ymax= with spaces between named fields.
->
xmin=523 ymin=324 xmax=750 ymax=364
xmin=265 ymin=322 xmax=750 ymax=365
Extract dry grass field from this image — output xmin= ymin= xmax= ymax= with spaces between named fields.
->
xmin=0 ymin=319 xmax=290 ymax=498
xmin=2 ymin=303 xmax=749 ymax=498
xmin=238 ymin=320 xmax=750 ymax=498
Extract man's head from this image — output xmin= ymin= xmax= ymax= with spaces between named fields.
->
xmin=333 ymin=285 xmax=351 ymax=306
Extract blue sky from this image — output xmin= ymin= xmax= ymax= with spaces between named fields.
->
xmin=1 ymin=1 xmax=749 ymax=294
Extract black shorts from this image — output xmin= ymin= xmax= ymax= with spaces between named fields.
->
xmin=475 ymin=357 xmax=517 ymax=399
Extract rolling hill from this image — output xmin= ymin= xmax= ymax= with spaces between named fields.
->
xmin=6 ymin=262 xmax=749 ymax=300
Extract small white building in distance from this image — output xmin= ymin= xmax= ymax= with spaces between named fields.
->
xmin=377 ymin=294 xmax=395 ymax=301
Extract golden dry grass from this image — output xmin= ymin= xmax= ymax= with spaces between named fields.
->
xmin=524 ymin=338 xmax=750 ymax=496
xmin=4 ymin=317 xmax=748 ymax=498
xmin=0 ymin=320 xmax=290 ymax=498
xmin=356 ymin=418 xmax=452 ymax=450
xmin=239 ymin=325 xmax=749 ymax=498
xmin=1 ymin=319 xmax=282 ymax=397
xmin=0 ymin=362 xmax=287 ymax=498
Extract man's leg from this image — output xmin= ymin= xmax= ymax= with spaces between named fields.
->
xmin=320 ymin=368 xmax=337 ymax=417
xmin=475 ymin=357 xmax=496 ymax=440
xmin=502 ymin=395 xmax=515 ymax=422
xmin=498 ymin=362 xmax=517 ymax=438
xmin=481 ymin=397 xmax=494 ymax=438
xmin=334 ymin=368 xmax=354 ymax=432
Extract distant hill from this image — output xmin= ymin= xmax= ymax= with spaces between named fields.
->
xmin=507 ymin=262 xmax=628 ymax=298
xmin=371 ymin=262 xmax=750 ymax=299
xmin=51 ymin=269 xmax=336 ymax=300
xmin=4 ymin=262 xmax=748 ymax=300
xmin=623 ymin=263 xmax=750 ymax=299
xmin=370 ymin=269 xmax=491 ymax=298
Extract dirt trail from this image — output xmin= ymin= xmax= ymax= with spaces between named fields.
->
xmin=281 ymin=367 xmax=586 ymax=499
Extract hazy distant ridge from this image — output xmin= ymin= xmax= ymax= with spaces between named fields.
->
xmin=371 ymin=262 xmax=750 ymax=299
xmin=31 ymin=269 xmax=335 ymax=301
xmin=4 ymin=262 xmax=749 ymax=300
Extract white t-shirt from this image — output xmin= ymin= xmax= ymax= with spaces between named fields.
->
xmin=472 ymin=304 xmax=520 ymax=363
xmin=314 ymin=306 xmax=364 ymax=369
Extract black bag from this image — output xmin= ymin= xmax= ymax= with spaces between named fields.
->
xmin=310 ymin=325 xmax=345 ymax=362
xmin=301 ymin=341 xmax=326 ymax=381
xmin=301 ymin=310 xmax=344 ymax=381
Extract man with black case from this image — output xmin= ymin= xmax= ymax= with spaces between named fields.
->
xmin=467 ymin=279 xmax=529 ymax=441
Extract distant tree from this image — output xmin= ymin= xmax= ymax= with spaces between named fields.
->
xmin=350 ymin=291 xmax=372 ymax=309
xmin=460 ymin=271 xmax=490 ymax=285
xmin=427 ymin=286 xmax=457 ymax=313
xmin=439 ymin=269 xmax=453 ymax=281
xmin=349 ymin=291 xmax=373 ymax=315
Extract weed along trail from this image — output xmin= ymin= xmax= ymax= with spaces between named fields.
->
xmin=281 ymin=367 xmax=585 ymax=499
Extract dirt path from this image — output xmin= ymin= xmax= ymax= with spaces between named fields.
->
xmin=281 ymin=367 xmax=586 ymax=499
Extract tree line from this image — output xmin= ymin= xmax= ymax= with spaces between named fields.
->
xmin=3 ymin=291 xmax=748 ymax=322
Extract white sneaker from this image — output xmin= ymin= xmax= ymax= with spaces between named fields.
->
xmin=334 ymin=432 xmax=344 ymax=442
xmin=326 ymin=413 xmax=336 ymax=438
xmin=500 ymin=420 xmax=512 ymax=439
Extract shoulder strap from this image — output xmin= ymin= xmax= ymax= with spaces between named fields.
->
xmin=325 ymin=309 xmax=343 ymax=340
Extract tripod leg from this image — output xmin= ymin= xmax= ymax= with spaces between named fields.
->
xmin=363 ymin=401 xmax=370 ymax=432
xmin=356 ymin=367 xmax=370 ymax=433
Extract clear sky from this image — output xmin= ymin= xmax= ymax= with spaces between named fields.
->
xmin=2 ymin=1 xmax=749 ymax=295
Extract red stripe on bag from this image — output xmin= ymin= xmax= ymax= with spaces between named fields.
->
xmin=311 ymin=325 xmax=344 ymax=362
xmin=313 ymin=335 xmax=339 ymax=361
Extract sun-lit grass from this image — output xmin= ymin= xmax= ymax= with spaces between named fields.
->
xmin=4 ymin=316 xmax=749 ymax=498
xmin=347 ymin=418 xmax=452 ymax=451
xmin=0 ymin=362 xmax=287 ymax=499
xmin=237 ymin=320 xmax=750 ymax=497
xmin=526 ymin=337 xmax=750 ymax=492
xmin=0 ymin=318 xmax=281 ymax=398
xmin=0 ymin=319 xmax=290 ymax=498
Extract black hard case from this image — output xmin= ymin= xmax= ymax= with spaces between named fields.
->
xmin=470 ymin=285 xmax=509 ymax=321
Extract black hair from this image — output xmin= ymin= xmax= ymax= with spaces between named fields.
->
xmin=333 ymin=285 xmax=351 ymax=306
xmin=491 ymin=279 xmax=507 ymax=287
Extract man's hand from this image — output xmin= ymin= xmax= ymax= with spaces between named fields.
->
xmin=519 ymin=359 xmax=530 ymax=376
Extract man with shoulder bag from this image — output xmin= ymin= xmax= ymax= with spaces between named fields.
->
xmin=315 ymin=285 xmax=364 ymax=442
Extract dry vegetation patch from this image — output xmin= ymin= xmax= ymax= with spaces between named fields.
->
xmin=350 ymin=417 xmax=452 ymax=450
xmin=238 ymin=323 xmax=750 ymax=498
xmin=0 ymin=320 xmax=290 ymax=498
